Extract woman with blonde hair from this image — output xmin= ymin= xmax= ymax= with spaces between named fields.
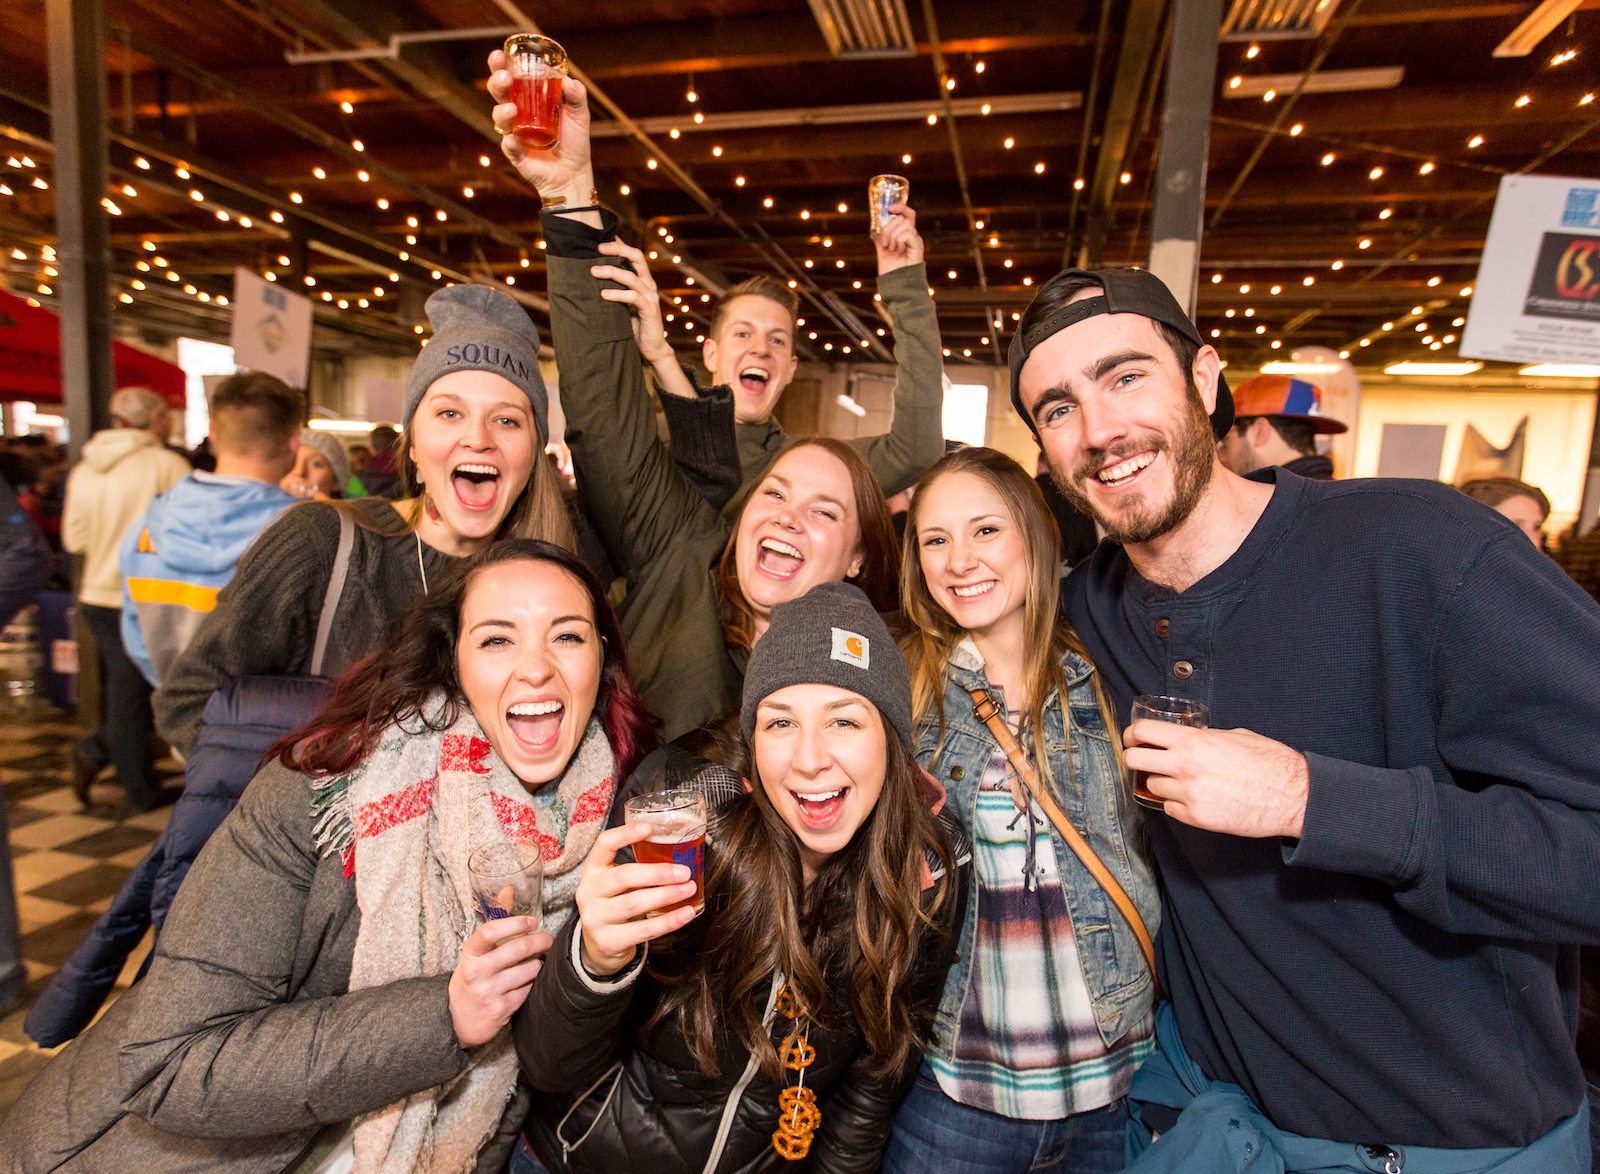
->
xmin=887 ymin=445 xmax=1158 ymax=1173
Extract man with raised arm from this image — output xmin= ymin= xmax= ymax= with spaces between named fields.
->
xmin=491 ymin=59 xmax=945 ymax=499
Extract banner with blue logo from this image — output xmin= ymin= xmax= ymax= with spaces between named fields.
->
xmin=1462 ymin=174 xmax=1600 ymax=366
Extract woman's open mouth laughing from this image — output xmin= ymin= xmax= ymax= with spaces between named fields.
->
xmin=452 ymin=461 xmax=503 ymax=510
xmin=789 ymin=786 xmax=850 ymax=830
xmin=506 ymin=698 xmax=563 ymax=754
xmin=755 ymin=536 xmax=805 ymax=579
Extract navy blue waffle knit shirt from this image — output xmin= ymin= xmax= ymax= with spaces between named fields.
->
xmin=1065 ymin=467 xmax=1600 ymax=1148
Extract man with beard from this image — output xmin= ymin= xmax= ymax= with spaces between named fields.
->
xmin=1011 ymin=267 xmax=1600 ymax=1172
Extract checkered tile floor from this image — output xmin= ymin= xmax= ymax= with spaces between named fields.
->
xmin=0 ymin=704 xmax=179 ymax=1117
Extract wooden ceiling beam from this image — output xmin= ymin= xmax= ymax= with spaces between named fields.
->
xmin=1347 ymin=1 xmax=1600 ymax=29
xmin=269 ymin=0 xmax=498 ymax=146
xmin=554 ymin=1 xmax=1096 ymax=82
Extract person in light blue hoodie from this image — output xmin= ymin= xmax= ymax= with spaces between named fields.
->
xmin=120 ymin=372 xmax=304 ymax=686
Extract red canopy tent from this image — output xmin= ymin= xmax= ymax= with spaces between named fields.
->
xmin=0 ymin=288 xmax=186 ymax=407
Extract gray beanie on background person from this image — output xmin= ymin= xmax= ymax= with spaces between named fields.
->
xmin=741 ymin=581 xmax=913 ymax=751
xmin=402 ymin=285 xmax=549 ymax=438
xmin=296 ymin=429 xmax=351 ymax=490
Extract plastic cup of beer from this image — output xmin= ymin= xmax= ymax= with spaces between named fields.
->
xmin=868 ymin=174 xmax=909 ymax=237
xmin=1129 ymin=695 xmax=1209 ymax=812
xmin=625 ymin=789 xmax=708 ymax=915
xmin=468 ymin=841 xmax=544 ymax=929
xmin=503 ymin=34 xmax=568 ymax=150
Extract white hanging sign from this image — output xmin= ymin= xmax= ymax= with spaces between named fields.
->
xmin=1461 ymin=174 xmax=1600 ymax=367
xmin=229 ymin=267 xmax=313 ymax=388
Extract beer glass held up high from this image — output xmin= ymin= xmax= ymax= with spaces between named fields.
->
xmin=868 ymin=174 xmax=910 ymax=237
xmin=504 ymin=34 xmax=568 ymax=150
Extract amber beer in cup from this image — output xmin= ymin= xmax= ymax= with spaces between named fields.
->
xmin=626 ymin=789 xmax=708 ymax=914
xmin=504 ymin=34 xmax=568 ymax=150
xmin=869 ymin=174 xmax=909 ymax=237
xmin=1129 ymin=695 xmax=1209 ymax=811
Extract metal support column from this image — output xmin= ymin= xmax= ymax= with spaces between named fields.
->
xmin=1578 ymin=389 xmax=1600 ymax=536
xmin=47 ymin=0 xmax=114 ymax=458
xmin=1147 ymin=0 xmax=1224 ymax=317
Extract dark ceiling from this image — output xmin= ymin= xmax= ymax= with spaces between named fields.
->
xmin=1 ymin=0 xmax=1598 ymax=375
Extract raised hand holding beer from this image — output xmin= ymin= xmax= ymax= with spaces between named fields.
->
xmin=487 ymin=45 xmax=595 ymax=213
xmin=575 ymin=821 xmax=701 ymax=978
xmin=872 ymin=198 xmax=924 ymax=276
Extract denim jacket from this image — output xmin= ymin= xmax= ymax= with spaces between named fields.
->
xmin=917 ymin=636 xmax=1159 ymax=1059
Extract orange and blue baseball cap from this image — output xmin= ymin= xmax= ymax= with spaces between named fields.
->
xmin=1230 ymin=374 xmax=1347 ymax=434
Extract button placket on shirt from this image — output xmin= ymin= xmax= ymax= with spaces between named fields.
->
xmin=1160 ymin=608 xmax=1209 ymax=699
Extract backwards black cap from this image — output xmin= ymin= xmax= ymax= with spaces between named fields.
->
xmin=1008 ymin=267 xmax=1234 ymax=439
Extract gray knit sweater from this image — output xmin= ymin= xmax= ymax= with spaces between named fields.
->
xmin=154 ymin=498 xmax=452 ymax=756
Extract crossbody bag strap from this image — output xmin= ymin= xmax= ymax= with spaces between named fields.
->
xmin=309 ymin=509 xmax=355 ymax=678
xmin=969 ymin=687 xmax=1160 ymax=992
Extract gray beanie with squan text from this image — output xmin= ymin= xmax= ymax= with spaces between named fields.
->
xmin=403 ymin=284 xmax=548 ymax=439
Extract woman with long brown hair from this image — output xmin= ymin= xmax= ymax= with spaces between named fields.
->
xmin=2 ymin=539 xmax=654 ymax=1172
xmin=511 ymin=583 xmax=967 ymax=1173
xmin=887 ymin=447 xmax=1158 ymax=1173
xmin=486 ymin=59 xmax=899 ymax=745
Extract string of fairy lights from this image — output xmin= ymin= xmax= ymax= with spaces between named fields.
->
xmin=0 ymin=47 xmax=1159 ymax=358
xmin=1196 ymin=24 xmax=1593 ymax=376
xmin=610 ymin=55 xmax=1071 ymax=359
xmin=1 ymin=17 xmax=1593 ymax=373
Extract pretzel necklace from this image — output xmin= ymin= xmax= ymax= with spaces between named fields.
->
xmin=771 ymin=984 xmax=820 ymax=1160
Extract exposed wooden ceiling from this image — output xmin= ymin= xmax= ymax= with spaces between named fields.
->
xmin=1 ymin=0 xmax=1598 ymax=376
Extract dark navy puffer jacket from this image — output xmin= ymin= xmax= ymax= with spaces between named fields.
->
xmin=24 ymin=675 xmax=333 ymax=1047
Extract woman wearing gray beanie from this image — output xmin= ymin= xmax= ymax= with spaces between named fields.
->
xmin=156 ymin=283 xmax=574 ymax=759
xmin=512 ymin=581 xmax=971 ymax=1173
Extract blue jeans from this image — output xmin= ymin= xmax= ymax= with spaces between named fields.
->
xmin=510 ymin=1135 xmax=551 ymax=1174
xmin=1589 ymin=1076 xmax=1599 ymax=1174
xmin=885 ymin=1063 xmax=1128 ymax=1173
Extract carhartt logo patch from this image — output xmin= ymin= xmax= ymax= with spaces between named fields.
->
xmin=831 ymin=627 xmax=869 ymax=669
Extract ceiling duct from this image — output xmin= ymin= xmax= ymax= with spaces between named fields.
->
xmin=1493 ymin=0 xmax=1583 ymax=58
xmin=807 ymin=0 xmax=916 ymax=58
xmin=1220 ymin=0 xmax=1342 ymax=41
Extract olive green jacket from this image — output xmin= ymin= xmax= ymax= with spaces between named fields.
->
xmin=730 ymin=261 xmax=945 ymax=497
xmin=544 ymin=212 xmax=744 ymax=742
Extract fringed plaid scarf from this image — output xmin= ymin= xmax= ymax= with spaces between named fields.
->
xmin=309 ymin=697 xmax=616 ymax=1173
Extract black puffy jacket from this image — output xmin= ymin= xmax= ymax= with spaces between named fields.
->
xmin=515 ymin=802 xmax=968 ymax=1174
